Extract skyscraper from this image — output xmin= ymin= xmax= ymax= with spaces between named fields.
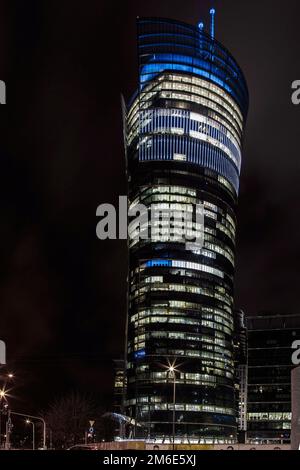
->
xmin=124 ymin=14 xmax=248 ymax=442
xmin=247 ymin=313 xmax=300 ymax=444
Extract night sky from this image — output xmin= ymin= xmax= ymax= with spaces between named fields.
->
xmin=0 ymin=0 xmax=300 ymax=412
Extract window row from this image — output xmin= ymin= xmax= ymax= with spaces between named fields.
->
xmin=138 ymin=403 xmax=235 ymax=415
xmin=131 ymin=283 xmax=233 ymax=308
xmin=130 ymin=307 xmax=233 ymax=329
xmin=142 ymin=259 xmax=225 ymax=279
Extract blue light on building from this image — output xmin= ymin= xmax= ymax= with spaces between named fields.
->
xmin=134 ymin=349 xmax=146 ymax=359
xmin=146 ymin=260 xmax=172 ymax=268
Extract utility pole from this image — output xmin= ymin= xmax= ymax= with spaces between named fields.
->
xmin=5 ymin=409 xmax=11 ymax=450
xmin=172 ymin=372 xmax=176 ymax=451
xmin=9 ymin=411 xmax=46 ymax=450
xmin=26 ymin=420 xmax=35 ymax=450
xmin=49 ymin=429 xmax=53 ymax=450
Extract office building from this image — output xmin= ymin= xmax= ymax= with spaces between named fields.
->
xmin=124 ymin=13 xmax=248 ymax=441
xmin=247 ymin=313 xmax=300 ymax=444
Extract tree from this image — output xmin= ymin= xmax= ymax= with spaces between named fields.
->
xmin=44 ymin=391 xmax=102 ymax=449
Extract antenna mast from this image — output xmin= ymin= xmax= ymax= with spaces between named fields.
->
xmin=210 ymin=8 xmax=216 ymax=39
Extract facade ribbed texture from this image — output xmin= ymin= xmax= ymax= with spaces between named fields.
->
xmin=125 ymin=18 xmax=248 ymax=442
xmin=292 ymin=367 xmax=300 ymax=450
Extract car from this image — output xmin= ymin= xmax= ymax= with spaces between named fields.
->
xmin=67 ymin=444 xmax=99 ymax=451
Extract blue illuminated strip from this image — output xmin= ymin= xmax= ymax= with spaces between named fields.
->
xmin=146 ymin=260 xmax=172 ymax=267
xmin=139 ymin=43 xmax=239 ymax=81
xmin=139 ymin=32 xmax=242 ymax=79
xmin=144 ymin=259 xmax=224 ymax=278
xmin=140 ymin=53 xmax=238 ymax=100
xmin=134 ymin=349 xmax=146 ymax=359
xmin=141 ymin=62 xmax=233 ymax=97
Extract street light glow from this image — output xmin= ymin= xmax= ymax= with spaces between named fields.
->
xmin=0 ymin=389 xmax=6 ymax=399
xmin=161 ymin=359 xmax=182 ymax=451
xmin=160 ymin=359 xmax=182 ymax=376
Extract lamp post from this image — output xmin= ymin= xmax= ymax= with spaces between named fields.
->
xmin=0 ymin=389 xmax=11 ymax=450
xmin=167 ymin=364 xmax=179 ymax=451
xmin=5 ymin=409 xmax=12 ymax=450
xmin=0 ymin=391 xmax=5 ymax=449
xmin=10 ymin=412 xmax=46 ymax=449
xmin=0 ymin=376 xmax=14 ymax=450
xmin=26 ymin=420 xmax=35 ymax=451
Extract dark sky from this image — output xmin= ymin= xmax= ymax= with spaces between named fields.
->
xmin=0 ymin=0 xmax=300 ymax=412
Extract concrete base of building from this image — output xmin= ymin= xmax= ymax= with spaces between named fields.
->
xmin=89 ymin=440 xmax=292 ymax=451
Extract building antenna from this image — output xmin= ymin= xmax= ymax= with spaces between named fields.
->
xmin=198 ymin=21 xmax=204 ymax=32
xmin=210 ymin=8 xmax=216 ymax=39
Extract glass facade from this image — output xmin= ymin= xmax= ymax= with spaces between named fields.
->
xmin=113 ymin=359 xmax=126 ymax=414
xmin=124 ymin=17 xmax=248 ymax=442
xmin=247 ymin=314 xmax=300 ymax=444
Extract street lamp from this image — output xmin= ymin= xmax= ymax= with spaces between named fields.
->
xmin=26 ymin=420 xmax=35 ymax=451
xmin=10 ymin=412 xmax=47 ymax=450
xmin=0 ymin=391 xmax=7 ymax=449
xmin=165 ymin=361 xmax=180 ymax=451
xmin=0 ymin=387 xmax=14 ymax=450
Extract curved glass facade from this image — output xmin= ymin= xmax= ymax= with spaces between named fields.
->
xmin=125 ymin=17 xmax=248 ymax=442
